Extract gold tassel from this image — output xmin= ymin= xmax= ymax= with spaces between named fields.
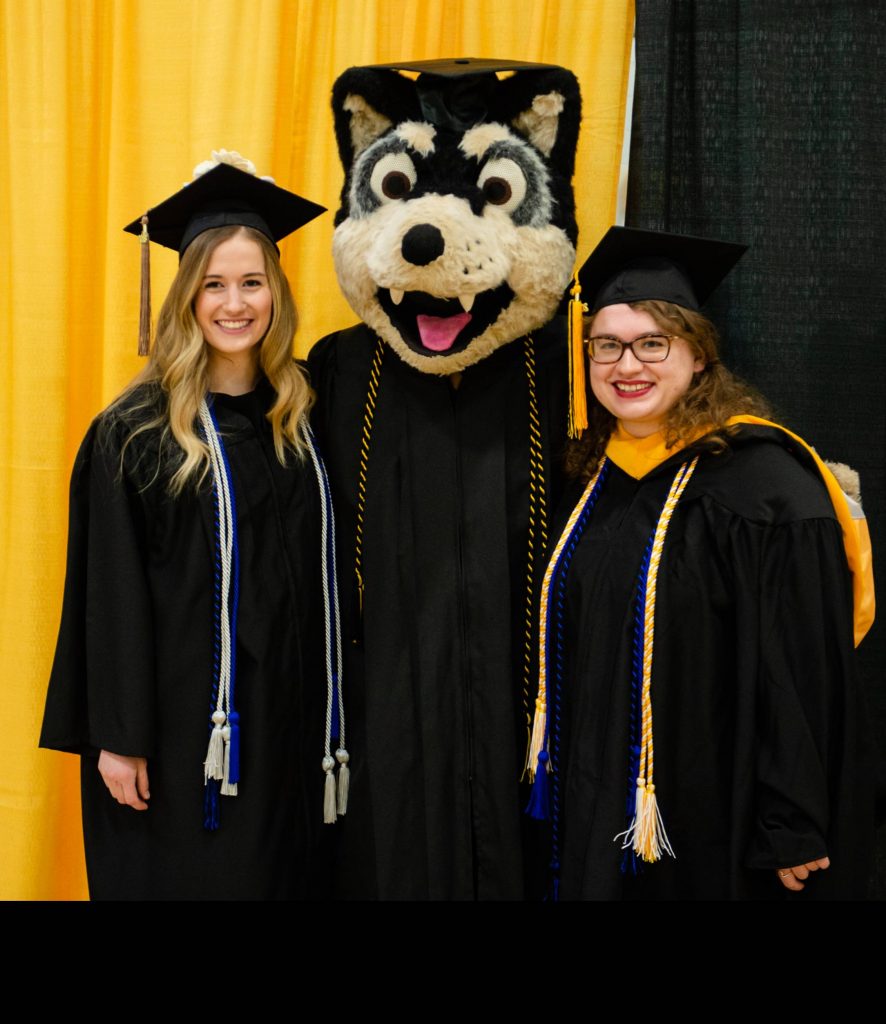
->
xmin=138 ymin=214 xmax=151 ymax=356
xmin=632 ymin=780 xmax=674 ymax=864
xmin=525 ymin=697 xmax=548 ymax=782
xmin=567 ymin=275 xmax=588 ymax=439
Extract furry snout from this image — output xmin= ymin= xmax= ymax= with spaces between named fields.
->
xmin=366 ymin=194 xmax=514 ymax=297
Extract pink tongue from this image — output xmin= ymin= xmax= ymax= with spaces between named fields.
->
xmin=416 ymin=312 xmax=472 ymax=352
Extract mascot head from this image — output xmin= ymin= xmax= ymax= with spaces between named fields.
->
xmin=331 ymin=58 xmax=582 ymax=374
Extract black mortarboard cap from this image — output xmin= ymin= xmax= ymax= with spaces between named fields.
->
xmin=123 ymin=158 xmax=325 ymax=355
xmin=578 ymin=226 xmax=747 ymax=313
xmin=368 ymin=57 xmax=559 ymax=132
xmin=123 ymin=162 xmax=326 ymax=256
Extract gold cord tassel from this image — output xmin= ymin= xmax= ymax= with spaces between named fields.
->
xmin=138 ymin=215 xmax=151 ymax=356
xmin=567 ymin=275 xmax=588 ymax=439
xmin=526 ymin=697 xmax=548 ymax=782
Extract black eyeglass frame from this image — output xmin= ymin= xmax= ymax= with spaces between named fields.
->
xmin=584 ymin=333 xmax=680 ymax=364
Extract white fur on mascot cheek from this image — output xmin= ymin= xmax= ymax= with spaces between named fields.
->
xmin=332 ymin=197 xmax=575 ymax=376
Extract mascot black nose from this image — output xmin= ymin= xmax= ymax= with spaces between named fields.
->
xmin=401 ymin=224 xmax=445 ymax=266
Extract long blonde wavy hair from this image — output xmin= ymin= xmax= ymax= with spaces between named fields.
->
xmin=564 ymin=299 xmax=773 ymax=481
xmin=114 ymin=224 xmax=313 ymax=494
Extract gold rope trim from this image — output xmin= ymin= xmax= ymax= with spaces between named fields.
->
xmin=521 ymin=335 xmax=548 ymax=778
xmin=354 ymin=337 xmax=385 ymax=619
xmin=616 ymin=456 xmax=699 ymax=863
xmin=526 ymin=457 xmax=609 ymax=780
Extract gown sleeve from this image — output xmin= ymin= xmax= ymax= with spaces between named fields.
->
xmin=739 ymin=512 xmax=871 ymax=886
xmin=40 ymin=416 xmax=157 ymax=758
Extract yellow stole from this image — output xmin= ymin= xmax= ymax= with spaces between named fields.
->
xmin=604 ymin=417 xmax=874 ymax=646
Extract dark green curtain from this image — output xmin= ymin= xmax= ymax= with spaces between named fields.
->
xmin=627 ymin=0 xmax=886 ymax=896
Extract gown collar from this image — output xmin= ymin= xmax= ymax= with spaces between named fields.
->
xmin=604 ymin=423 xmax=705 ymax=480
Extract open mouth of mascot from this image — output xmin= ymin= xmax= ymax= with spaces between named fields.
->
xmin=377 ymin=281 xmax=515 ymax=356
xmin=331 ymin=77 xmax=581 ymax=375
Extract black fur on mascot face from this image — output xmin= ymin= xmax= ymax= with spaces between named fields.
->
xmin=331 ymin=64 xmax=582 ymax=375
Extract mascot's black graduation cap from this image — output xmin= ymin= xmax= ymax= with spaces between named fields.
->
xmin=123 ymin=161 xmax=325 ymax=353
xmin=367 ymin=57 xmax=561 ymax=132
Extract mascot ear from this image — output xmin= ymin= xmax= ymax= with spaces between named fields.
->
xmin=492 ymin=68 xmax=582 ymax=179
xmin=331 ymin=68 xmax=423 ymax=168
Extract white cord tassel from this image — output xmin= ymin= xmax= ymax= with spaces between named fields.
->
xmin=220 ymin=724 xmax=237 ymax=796
xmin=323 ymin=755 xmax=337 ymax=824
xmin=199 ymin=401 xmax=237 ymax=799
xmin=336 ymin=748 xmax=350 ymax=815
xmin=204 ymin=710 xmax=226 ymax=781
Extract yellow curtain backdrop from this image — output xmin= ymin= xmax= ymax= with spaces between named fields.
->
xmin=0 ymin=0 xmax=634 ymax=899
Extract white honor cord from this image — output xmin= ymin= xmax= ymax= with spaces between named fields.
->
xmin=300 ymin=421 xmax=348 ymax=820
xmin=198 ymin=400 xmax=235 ymax=787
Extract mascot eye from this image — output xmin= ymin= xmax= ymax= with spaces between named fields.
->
xmin=483 ymin=178 xmax=511 ymax=204
xmin=370 ymin=152 xmax=417 ymax=204
xmin=478 ymin=158 xmax=527 ymax=215
xmin=382 ymin=172 xmax=412 ymax=199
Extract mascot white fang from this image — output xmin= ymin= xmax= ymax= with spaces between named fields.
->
xmin=310 ymin=59 xmax=581 ymax=900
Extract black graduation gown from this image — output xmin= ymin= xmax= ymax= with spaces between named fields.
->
xmin=308 ymin=322 xmax=567 ymax=900
xmin=40 ymin=382 xmax=327 ymax=900
xmin=554 ymin=425 xmax=873 ymax=900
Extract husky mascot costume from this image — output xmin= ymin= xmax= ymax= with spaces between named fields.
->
xmin=309 ymin=59 xmax=582 ymax=900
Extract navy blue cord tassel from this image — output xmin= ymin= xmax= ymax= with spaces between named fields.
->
xmin=204 ymin=779 xmax=220 ymax=831
xmin=525 ymin=749 xmax=551 ymax=820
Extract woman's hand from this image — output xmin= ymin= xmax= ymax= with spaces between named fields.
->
xmin=98 ymin=751 xmax=150 ymax=810
xmin=776 ymin=856 xmax=830 ymax=892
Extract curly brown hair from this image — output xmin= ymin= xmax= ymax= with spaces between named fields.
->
xmin=564 ymin=300 xmax=772 ymax=481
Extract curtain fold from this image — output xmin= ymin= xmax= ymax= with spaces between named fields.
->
xmin=0 ymin=0 xmax=634 ymax=899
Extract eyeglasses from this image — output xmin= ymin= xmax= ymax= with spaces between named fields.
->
xmin=586 ymin=333 xmax=678 ymax=364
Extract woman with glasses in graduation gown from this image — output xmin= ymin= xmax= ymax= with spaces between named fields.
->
xmin=526 ymin=227 xmax=874 ymax=900
xmin=40 ymin=157 xmax=345 ymax=900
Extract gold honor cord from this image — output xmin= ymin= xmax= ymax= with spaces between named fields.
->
xmin=527 ymin=458 xmax=608 ymax=781
xmin=616 ymin=456 xmax=699 ymax=863
xmin=353 ymin=333 xmax=549 ymax=760
xmin=354 ymin=337 xmax=385 ymax=624
xmin=521 ymin=335 xmax=548 ymax=778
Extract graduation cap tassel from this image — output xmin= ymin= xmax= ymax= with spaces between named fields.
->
xmin=138 ymin=215 xmax=152 ymax=356
xmin=567 ymin=275 xmax=588 ymax=439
